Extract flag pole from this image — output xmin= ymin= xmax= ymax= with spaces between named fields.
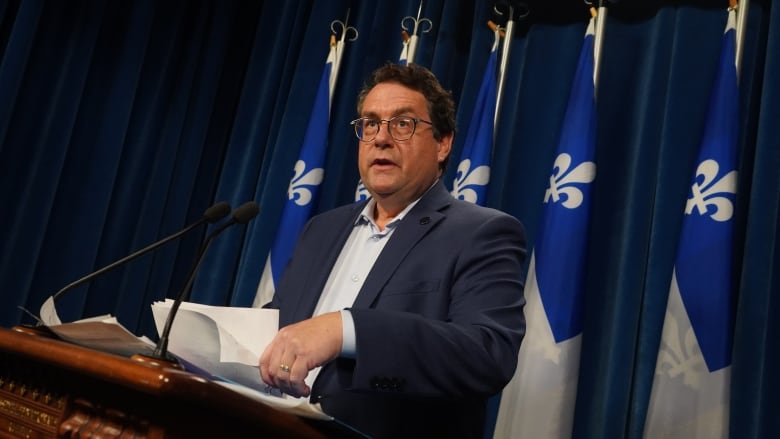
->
xmin=734 ymin=0 xmax=748 ymax=79
xmin=592 ymin=3 xmax=607 ymax=94
xmin=400 ymin=0 xmax=432 ymax=65
xmin=493 ymin=4 xmax=519 ymax=131
xmin=329 ymin=10 xmax=358 ymax=102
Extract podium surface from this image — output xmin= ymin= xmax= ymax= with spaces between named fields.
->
xmin=0 ymin=326 xmax=327 ymax=438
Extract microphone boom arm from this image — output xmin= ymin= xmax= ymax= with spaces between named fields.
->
xmin=52 ymin=220 xmax=204 ymax=301
xmin=50 ymin=202 xmax=231 ymax=302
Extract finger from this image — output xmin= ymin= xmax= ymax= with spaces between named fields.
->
xmin=258 ymin=339 xmax=279 ymax=384
xmin=259 ymin=361 xmax=271 ymax=386
xmin=278 ymin=360 xmax=293 ymax=379
xmin=259 ymin=353 xmax=270 ymax=384
xmin=262 ymin=338 xmax=288 ymax=387
xmin=282 ymin=359 xmax=313 ymax=398
xmin=271 ymin=346 xmax=294 ymax=388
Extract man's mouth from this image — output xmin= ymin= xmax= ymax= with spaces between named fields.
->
xmin=371 ymin=158 xmax=396 ymax=167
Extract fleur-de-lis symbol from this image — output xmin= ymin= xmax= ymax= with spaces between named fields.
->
xmin=544 ymin=153 xmax=596 ymax=208
xmin=685 ymin=159 xmax=737 ymax=222
xmin=288 ymin=160 xmax=323 ymax=206
xmin=354 ymin=180 xmax=370 ymax=202
xmin=451 ymin=159 xmax=490 ymax=203
xmin=655 ymin=309 xmax=706 ymax=389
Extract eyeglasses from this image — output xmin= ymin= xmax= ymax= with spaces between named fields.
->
xmin=350 ymin=116 xmax=433 ymax=142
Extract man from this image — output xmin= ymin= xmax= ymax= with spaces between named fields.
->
xmin=259 ymin=63 xmax=526 ymax=438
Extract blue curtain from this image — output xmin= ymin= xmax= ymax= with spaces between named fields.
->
xmin=0 ymin=0 xmax=776 ymax=436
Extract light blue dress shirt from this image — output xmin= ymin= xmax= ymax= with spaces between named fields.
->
xmin=313 ymin=196 xmax=420 ymax=357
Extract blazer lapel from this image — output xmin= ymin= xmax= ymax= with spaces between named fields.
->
xmin=287 ymin=204 xmax=364 ymax=323
xmin=352 ymin=182 xmax=452 ymax=309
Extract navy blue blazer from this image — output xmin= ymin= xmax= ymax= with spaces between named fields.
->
xmin=270 ymin=181 xmax=526 ymax=438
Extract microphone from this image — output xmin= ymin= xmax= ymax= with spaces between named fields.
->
xmin=50 ymin=202 xmax=232 ymax=303
xmin=150 ymin=201 xmax=260 ymax=362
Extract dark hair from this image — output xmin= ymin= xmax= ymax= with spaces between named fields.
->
xmin=356 ymin=63 xmax=456 ymax=171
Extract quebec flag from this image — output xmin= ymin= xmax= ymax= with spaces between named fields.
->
xmin=643 ymin=8 xmax=738 ymax=438
xmin=450 ymin=29 xmax=499 ymax=206
xmin=494 ymin=16 xmax=597 ymax=438
xmin=254 ymin=41 xmax=338 ymax=307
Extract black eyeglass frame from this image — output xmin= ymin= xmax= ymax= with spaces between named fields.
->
xmin=350 ymin=116 xmax=433 ymax=142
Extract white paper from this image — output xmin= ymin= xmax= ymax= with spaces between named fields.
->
xmin=151 ymin=299 xmax=278 ymax=364
xmin=39 ymin=300 xmax=157 ymax=357
xmin=40 ymin=296 xmax=62 ymax=326
xmin=150 ymin=300 xmax=282 ymax=393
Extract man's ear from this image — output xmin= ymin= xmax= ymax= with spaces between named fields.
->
xmin=437 ymin=132 xmax=454 ymax=165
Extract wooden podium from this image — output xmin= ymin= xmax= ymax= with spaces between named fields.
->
xmin=0 ymin=326 xmax=330 ymax=438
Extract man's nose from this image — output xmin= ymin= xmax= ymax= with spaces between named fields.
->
xmin=373 ymin=121 xmax=394 ymax=145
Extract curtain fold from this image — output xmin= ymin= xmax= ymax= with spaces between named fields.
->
xmin=731 ymin=1 xmax=780 ymax=436
xmin=0 ymin=0 xmax=777 ymax=436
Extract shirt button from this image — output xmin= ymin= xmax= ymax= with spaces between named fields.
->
xmin=351 ymin=274 xmax=360 ymax=282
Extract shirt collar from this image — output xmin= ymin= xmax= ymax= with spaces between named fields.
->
xmin=355 ymin=189 xmax=428 ymax=229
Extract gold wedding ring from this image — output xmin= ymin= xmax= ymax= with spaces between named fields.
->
xmin=279 ymin=364 xmax=291 ymax=373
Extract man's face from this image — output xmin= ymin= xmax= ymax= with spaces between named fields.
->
xmin=357 ymin=82 xmax=452 ymax=204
